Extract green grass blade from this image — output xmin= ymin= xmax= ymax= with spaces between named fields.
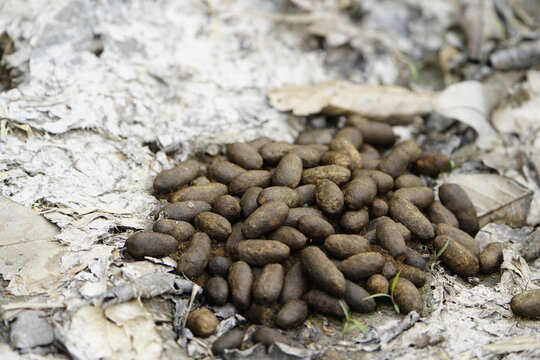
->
xmin=393 ymin=302 xmax=401 ymax=314
xmin=390 ymin=270 xmax=402 ymax=297
xmin=339 ymin=301 xmax=350 ymax=321
xmin=436 ymin=238 xmax=451 ymax=261
xmin=351 ymin=319 xmax=369 ymax=335
xmin=363 ymin=293 xmax=392 ymax=300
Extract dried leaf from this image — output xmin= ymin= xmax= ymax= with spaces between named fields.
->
xmin=268 ymin=81 xmax=435 ymax=118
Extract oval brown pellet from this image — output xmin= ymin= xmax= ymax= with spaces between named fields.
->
xmin=152 ymin=219 xmax=195 ymax=242
xmin=242 ymin=201 xmax=289 ymax=239
xmin=186 ymin=308 xmax=218 ymax=337
xmin=272 ymin=153 xmax=303 ymax=188
xmin=343 ymin=176 xmax=377 ymax=210
xmin=323 ymin=234 xmax=370 ymax=259
xmin=244 ymin=303 xmax=272 ymax=324
xmin=315 ymin=179 xmax=344 ymax=215
xmin=366 ymin=274 xmax=389 ymax=295
xmin=389 ymin=197 xmax=434 ymax=243
xmin=295 ymin=184 xmax=316 ymax=206
xmin=510 ymin=290 xmax=540 ymax=319
xmin=405 ymin=248 xmax=427 ymax=270
xmin=376 ymin=218 xmax=407 ymax=258
xmin=382 ymin=262 xmax=397 ymax=279
xmin=226 ymin=142 xmax=264 ymax=170
xmin=301 ymin=165 xmax=351 ymax=186
xmin=321 ymin=151 xmax=353 ymax=169
xmin=291 ymin=146 xmax=323 ymax=168
xmin=207 ymin=256 xmax=232 ymax=277
xmin=226 ymin=221 xmax=245 ymax=258
xmin=252 ymin=264 xmax=284 ymax=304
xmin=257 ymin=186 xmax=301 ymax=208
xmin=393 ymin=278 xmax=423 ymax=314
xmin=303 ymin=289 xmax=348 ymax=319
xmin=353 ymin=169 xmax=394 ymax=194
xmin=276 ymin=300 xmax=309 ymax=329
xmin=213 ymin=195 xmax=241 ymax=222
xmin=229 ymin=170 xmax=272 ymax=196
xmin=208 ymin=161 xmax=246 ymax=185
xmin=205 ymin=276 xmax=229 ymax=305
xmin=192 ymin=175 xmax=210 ymax=186
xmin=344 ymin=280 xmax=376 ymax=313
xmin=413 ymin=152 xmax=451 ymax=177
xmin=362 ymin=158 xmax=380 ymax=170
xmin=346 ymin=116 xmax=396 ymax=148
xmin=171 ymin=183 xmax=228 ymax=205
xmin=126 ymin=232 xmax=178 ymax=259
xmin=295 ymin=129 xmax=335 ymax=145
xmin=334 ymin=126 xmax=363 ymax=148
xmin=212 ymin=329 xmax=245 ymax=356
xmin=339 ymin=252 xmax=385 ymax=281
xmin=377 ymin=140 xmax=421 ymax=178
xmin=301 ymin=246 xmax=346 ymax=297
xmin=329 ymin=138 xmax=362 ymax=169
xmin=427 ymin=201 xmax=459 ymax=228
xmin=153 ymin=159 xmax=200 ymax=193
xmin=360 ymin=143 xmax=381 ymax=161
xmin=234 ymin=240 xmax=290 ymax=265
xmin=228 ymin=261 xmax=253 ymax=310
xmin=394 ymin=174 xmax=424 ymax=189
xmin=435 ymin=223 xmax=480 ymax=258
xmin=281 ymin=262 xmax=310 ymax=303
xmin=268 ymin=226 xmax=307 ymax=251
xmin=433 ymin=235 xmax=479 ymax=277
xmin=297 ymin=215 xmax=335 ymax=242
xmin=479 ymin=242 xmax=506 ymax=274
xmin=439 ymin=183 xmax=479 ymax=235
xmin=259 ymin=142 xmax=297 ymax=165
xmin=158 ymin=201 xmax=212 ymax=222
xmin=179 ymin=232 xmax=212 ymax=278
xmin=240 ymin=187 xmax=263 ymax=217
xmin=393 ymin=187 xmax=435 ymax=209
xmin=284 ymin=207 xmax=326 ymax=228
xmin=248 ymin=136 xmax=273 ymax=151
xmin=252 ymin=327 xmax=291 ymax=347
xmin=396 ymin=263 xmax=427 ymax=287
xmin=369 ymin=197 xmax=388 ymax=218
xmin=194 ymin=212 xmax=232 ymax=242
xmin=339 ymin=210 xmax=369 ymax=233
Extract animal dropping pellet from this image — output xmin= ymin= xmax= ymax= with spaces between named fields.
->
xmin=126 ymin=116 xmax=495 ymax=341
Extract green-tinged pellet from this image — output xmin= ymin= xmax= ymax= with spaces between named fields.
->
xmin=171 ymin=183 xmax=228 ymax=205
xmin=393 ymin=278 xmax=423 ymax=314
xmin=186 ymin=308 xmax=218 ymax=337
xmin=315 ymin=179 xmax=344 ymax=215
xmin=301 ymin=165 xmax=351 ymax=186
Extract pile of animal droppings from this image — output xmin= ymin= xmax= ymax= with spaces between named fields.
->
xmin=125 ymin=116 xmax=528 ymax=355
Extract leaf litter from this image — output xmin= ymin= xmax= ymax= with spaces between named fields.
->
xmin=0 ymin=0 xmax=540 ymax=359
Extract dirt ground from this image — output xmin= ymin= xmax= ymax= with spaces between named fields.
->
xmin=1 ymin=0 xmax=540 ymax=359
